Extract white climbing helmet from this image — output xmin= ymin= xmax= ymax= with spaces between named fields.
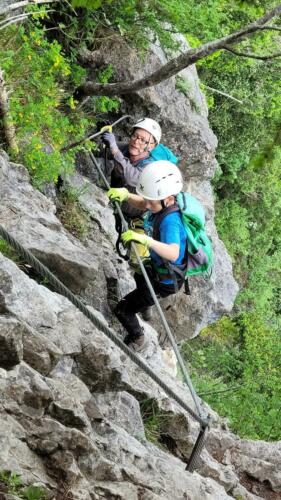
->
xmin=133 ymin=118 xmax=162 ymax=144
xmin=136 ymin=160 xmax=183 ymax=200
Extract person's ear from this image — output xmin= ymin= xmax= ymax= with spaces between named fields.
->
xmin=165 ymin=195 xmax=175 ymax=206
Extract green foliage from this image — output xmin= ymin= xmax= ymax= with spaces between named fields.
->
xmin=187 ymin=1 xmax=281 ymax=321
xmin=0 ymin=239 xmax=20 ymax=263
xmin=140 ymin=398 xmax=162 ymax=445
xmin=140 ymin=398 xmax=170 ymax=448
xmin=0 ymin=22 xmax=90 ymax=186
xmin=0 ymin=7 xmax=120 ymax=188
xmin=72 ymin=0 xmax=112 ymax=8
xmin=175 ymin=76 xmax=192 ymax=97
xmin=57 ymin=185 xmax=90 ymax=239
xmin=0 ymin=471 xmax=45 ymax=499
xmin=183 ymin=313 xmax=281 ymax=440
xmin=0 ymin=471 xmax=22 ymax=494
xmin=22 ymin=485 xmax=46 ymax=500
xmin=69 ymin=0 xmax=280 ymax=55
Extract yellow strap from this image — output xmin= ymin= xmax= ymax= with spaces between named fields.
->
xmin=130 ymin=218 xmax=144 ymax=230
xmin=100 ymin=125 xmax=113 ymax=133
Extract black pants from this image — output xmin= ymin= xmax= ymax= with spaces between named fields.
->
xmin=114 ymin=267 xmax=182 ymax=339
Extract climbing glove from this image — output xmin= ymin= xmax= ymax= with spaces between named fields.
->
xmin=107 ymin=187 xmax=129 ymax=203
xmin=100 ymin=125 xmax=112 ymax=134
xmin=102 ymin=131 xmax=117 ymax=151
xmin=121 ymin=230 xmax=153 ymax=248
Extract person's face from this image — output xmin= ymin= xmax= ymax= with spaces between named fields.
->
xmin=144 ymin=199 xmax=163 ymax=213
xmin=129 ymin=128 xmax=156 ymax=155
xmin=143 ymin=195 xmax=174 ymax=213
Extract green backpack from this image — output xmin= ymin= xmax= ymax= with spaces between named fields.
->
xmin=176 ymin=191 xmax=213 ymax=278
xmin=152 ymin=192 xmax=213 ymax=291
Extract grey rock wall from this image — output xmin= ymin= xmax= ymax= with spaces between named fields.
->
xmin=0 ymin=152 xmax=279 ymax=499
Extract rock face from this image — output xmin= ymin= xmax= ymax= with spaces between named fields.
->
xmin=0 ymin=1 xmax=15 ymax=15
xmin=0 ymin=153 xmax=98 ymax=293
xmin=0 ymin=151 xmax=279 ymax=499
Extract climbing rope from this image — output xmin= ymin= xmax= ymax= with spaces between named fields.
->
xmin=89 ymin=151 xmax=205 ymax=419
xmin=0 ymin=223 xmax=208 ymax=472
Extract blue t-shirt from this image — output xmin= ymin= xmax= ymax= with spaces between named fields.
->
xmin=145 ymin=211 xmax=187 ymax=284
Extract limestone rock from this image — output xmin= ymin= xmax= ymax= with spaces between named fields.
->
xmin=0 ymin=316 xmax=23 ymax=369
xmin=226 ymin=439 xmax=281 ymax=493
xmin=92 ymin=391 xmax=145 ymax=438
xmin=0 ymin=154 xmax=98 ymax=292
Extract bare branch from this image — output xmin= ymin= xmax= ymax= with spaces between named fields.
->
xmin=0 ymin=12 xmax=29 ymax=25
xmin=0 ymin=68 xmax=18 ymax=153
xmin=76 ymin=4 xmax=281 ymax=97
xmin=0 ymin=9 xmax=54 ymax=30
xmin=223 ymin=45 xmax=281 ymax=60
xmin=256 ymin=24 xmax=281 ymax=32
xmin=0 ymin=13 xmax=28 ymax=30
xmin=0 ymin=0 xmax=59 ymax=15
xmin=204 ymin=85 xmax=244 ymax=104
xmin=199 ymin=384 xmax=244 ymax=397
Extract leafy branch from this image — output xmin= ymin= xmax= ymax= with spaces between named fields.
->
xmin=75 ymin=4 xmax=281 ymax=97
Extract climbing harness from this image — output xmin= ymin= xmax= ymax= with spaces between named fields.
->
xmin=0 ymin=223 xmax=209 ymax=472
xmin=114 ymin=209 xmax=129 ymax=261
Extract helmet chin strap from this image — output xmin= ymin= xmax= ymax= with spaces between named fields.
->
xmin=143 ymin=133 xmax=153 ymax=153
xmin=161 ymin=196 xmax=175 ymax=210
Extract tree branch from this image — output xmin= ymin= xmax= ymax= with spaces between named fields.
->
xmin=0 ymin=9 xmax=54 ymax=31
xmin=0 ymin=12 xmax=29 ymax=25
xmin=204 ymin=85 xmax=244 ymax=104
xmin=0 ymin=13 xmax=28 ymax=30
xmin=199 ymin=384 xmax=244 ymax=397
xmin=223 ymin=44 xmax=281 ymax=60
xmin=256 ymin=24 xmax=281 ymax=32
xmin=76 ymin=4 xmax=281 ymax=97
xmin=0 ymin=0 xmax=59 ymax=15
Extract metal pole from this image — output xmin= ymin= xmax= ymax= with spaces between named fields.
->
xmin=61 ymin=115 xmax=133 ymax=153
xmin=186 ymin=418 xmax=210 ymax=472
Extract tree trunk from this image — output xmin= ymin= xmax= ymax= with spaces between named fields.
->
xmin=0 ymin=68 xmax=18 ymax=153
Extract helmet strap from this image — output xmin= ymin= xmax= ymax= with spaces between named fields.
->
xmin=161 ymin=200 xmax=166 ymax=210
xmin=144 ymin=133 xmax=153 ymax=152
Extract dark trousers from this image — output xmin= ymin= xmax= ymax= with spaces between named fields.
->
xmin=114 ymin=268 xmax=182 ymax=339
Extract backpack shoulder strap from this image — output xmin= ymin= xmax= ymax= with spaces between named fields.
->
xmin=152 ymin=204 xmax=179 ymax=241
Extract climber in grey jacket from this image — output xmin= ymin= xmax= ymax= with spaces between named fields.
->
xmin=102 ymin=118 xmax=178 ymax=218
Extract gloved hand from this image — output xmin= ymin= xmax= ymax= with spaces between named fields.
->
xmin=102 ymin=131 xmax=117 ymax=151
xmin=121 ymin=230 xmax=153 ymax=248
xmin=107 ymin=187 xmax=129 ymax=203
xmin=100 ymin=125 xmax=112 ymax=133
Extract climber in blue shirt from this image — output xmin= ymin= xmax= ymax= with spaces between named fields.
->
xmin=102 ymin=118 xmax=179 ymax=301
xmin=107 ymin=160 xmax=187 ymax=351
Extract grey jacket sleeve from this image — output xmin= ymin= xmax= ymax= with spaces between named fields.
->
xmin=113 ymin=151 xmax=142 ymax=188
